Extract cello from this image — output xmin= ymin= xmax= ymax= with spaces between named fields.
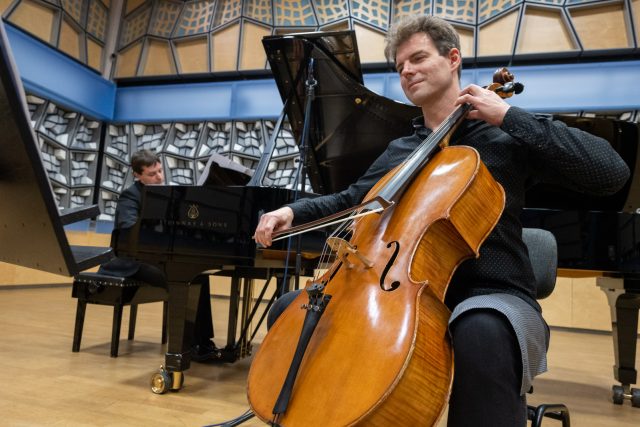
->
xmin=247 ymin=69 xmax=521 ymax=426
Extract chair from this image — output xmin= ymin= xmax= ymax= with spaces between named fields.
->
xmin=71 ymin=272 xmax=168 ymax=357
xmin=522 ymin=228 xmax=571 ymax=427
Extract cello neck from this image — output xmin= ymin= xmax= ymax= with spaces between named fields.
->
xmin=376 ymin=103 xmax=472 ymax=204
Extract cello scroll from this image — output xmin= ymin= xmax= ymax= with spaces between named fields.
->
xmin=487 ymin=67 xmax=524 ymax=99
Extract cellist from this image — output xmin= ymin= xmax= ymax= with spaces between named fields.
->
xmin=254 ymin=15 xmax=630 ymax=427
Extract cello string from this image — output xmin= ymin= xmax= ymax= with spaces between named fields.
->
xmin=312 ymin=210 xmax=356 ymax=283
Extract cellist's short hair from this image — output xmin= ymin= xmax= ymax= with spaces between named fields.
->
xmin=131 ymin=149 xmax=161 ymax=174
xmin=384 ymin=15 xmax=462 ymax=78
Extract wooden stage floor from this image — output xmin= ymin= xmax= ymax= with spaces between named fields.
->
xmin=0 ymin=285 xmax=637 ymax=426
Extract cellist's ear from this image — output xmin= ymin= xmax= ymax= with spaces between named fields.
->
xmin=448 ymin=48 xmax=461 ymax=73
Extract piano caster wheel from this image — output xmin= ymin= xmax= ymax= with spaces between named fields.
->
xmin=151 ymin=367 xmax=172 ymax=394
xmin=171 ymin=371 xmax=184 ymax=391
xmin=612 ymin=385 xmax=625 ymax=405
xmin=150 ymin=366 xmax=185 ymax=394
xmin=611 ymin=384 xmax=640 ymax=406
xmin=632 ymin=388 xmax=640 ymax=408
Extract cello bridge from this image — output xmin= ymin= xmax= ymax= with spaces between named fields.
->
xmin=326 ymin=237 xmax=373 ymax=269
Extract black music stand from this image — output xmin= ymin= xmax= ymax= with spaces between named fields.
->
xmin=0 ymin=20 xmax=111 ymax=276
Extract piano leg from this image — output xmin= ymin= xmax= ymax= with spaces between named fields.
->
xmin=597 ymin=276 xmax=640 ymax=407
xmin=150 ymin=275 xmax=205 ymax=394
xmin=224 ymin=270 xmax=271 ymax=362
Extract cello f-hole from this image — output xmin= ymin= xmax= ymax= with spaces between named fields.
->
xmin=379 ymin=241 xmax=401 ymax=292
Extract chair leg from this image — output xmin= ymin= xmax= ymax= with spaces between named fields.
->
xmin=529 ymin=404 xmax=571 ymax=427
xmin=72 ymin=300 xmax=87 ymax=352
xmin=161 ymin=301 xmax=168 ymax=344
xmin=111 ymin=304 xmax=124 ymax=358
xmin=128 ymin=305 xmax=138 ymax=340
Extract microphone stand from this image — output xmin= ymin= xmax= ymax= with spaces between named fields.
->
xmin=268 ymin=50 xmax=329 ymax=420
xmin=291 ymin=55 xmax=317 ymax=291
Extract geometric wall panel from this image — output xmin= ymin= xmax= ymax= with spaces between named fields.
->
xmin=351 ymin=0 xmax=389 ymax=29
xmin=433 ymin=0 xmax=475 ymax=24
xmin=87 ymin=37 xmax=104 ymax=71
xmin=392 ymin=0 xmax=431 ymax=23
xmin=478 ymin=8 xmax=519 ymax=57
xmin=39 ymin=102 xmax=76 ymax=147
xmin=8 ymin=0 xmax=57 ymax=44
xmin=133 ymin=123 xmax=169 ymax=152
xmin=72 ymin=116 xmax=101 ymax=150
xmin=211 ymin=22 xmax=240 ymax=72
xmin=59 ymin=18 xmax=82 ymax=61
xmin=245 ymin=0 xmax=273 ymax=26
xmin=456 ymin=25 xmax=475 ymax=59
xmin=115 ymin=41 xmax=143 ymax=78
xmin=142 ymin=39 xmax=175 ymax=76
xmin=27 ymin=95 xmax=101 ymax=211
xmin=101 ymin=154 xmax=130 ymax=193
xmin=212 ymin=0 xmax=242 ymax=29
xmin=234 ymin=121 xmax=263 ymax=158
xmin=175 ymin=37 xmax=209 ymax=74
xmin=61 ymin=0 xmax=85 ymax=24
xmin=239 ymin=21 xmax=270 ymax=70
xmin=274 ymin=0 xmax=316 ymax=26
xmin=87 ymin=0 xmax=109 ymax=42
xmin=121 ymin=4 xmax=152 ymax=47
xmin=105 ymin=124 xmax=131 ymax=162
xmin=167 ymin=122 xmax=202 ymax=157
xmin=173 ymin=0 xmax=215 ymax=37
xmin=517 ymin=6 xmax=577 ymax=54
xmin=200 ymin=121 xmax=232 ymax=156
xmin=353 ymin=22 xmax=387 ymax=63
xmin=149 ymin=0 xmax=182 ymax=38
xmin=165 ymin=155 xmax=194 ymax=185
xmin=568 ymin=2 xmax=631 ymax=50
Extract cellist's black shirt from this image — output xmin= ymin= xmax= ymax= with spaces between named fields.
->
xmin=287 ymin=106 xmax=630 ymax=311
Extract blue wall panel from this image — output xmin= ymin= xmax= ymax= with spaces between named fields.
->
xmin=6 ymin=23 xmax=115 ymax=121
xmin=115 ymin=79 xmax=283 ymax=122
xmin=115 ymin=82 xmax=234 ymax=123
xmin=475 ymin=62 xmax=640 ymax=113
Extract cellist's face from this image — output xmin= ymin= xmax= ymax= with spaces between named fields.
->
xmin=395 ymin=32 xmax=460 ymax=107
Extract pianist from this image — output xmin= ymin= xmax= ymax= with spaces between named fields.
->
xmin=253 ymin=15 xmax=630 ymax=427
xmin=98 ymin=149 xmax=219 ymax=362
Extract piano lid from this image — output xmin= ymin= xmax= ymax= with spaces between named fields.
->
xmin=0 ymin=20 xmax=111 ymax=275
xmin=263 ymin=31 xmax=420 ymax=195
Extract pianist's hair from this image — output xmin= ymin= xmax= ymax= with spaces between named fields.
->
xmin=384 ymin=15 xmax=462 ymax=79
xmin=131 ymin=149 xmax=161 ymax=174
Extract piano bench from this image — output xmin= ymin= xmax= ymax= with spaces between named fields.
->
xmin=71 ymin=272 xmax=168 ymax=357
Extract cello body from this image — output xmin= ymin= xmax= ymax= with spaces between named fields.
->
xmin=247 ymin=146 xmax=505 ymax=426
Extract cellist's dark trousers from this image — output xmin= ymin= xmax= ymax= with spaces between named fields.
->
xmin=267 ymin=293 xmax=526 ymax=426
xmin=447 ymin=309 xmax=526 ymax=427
